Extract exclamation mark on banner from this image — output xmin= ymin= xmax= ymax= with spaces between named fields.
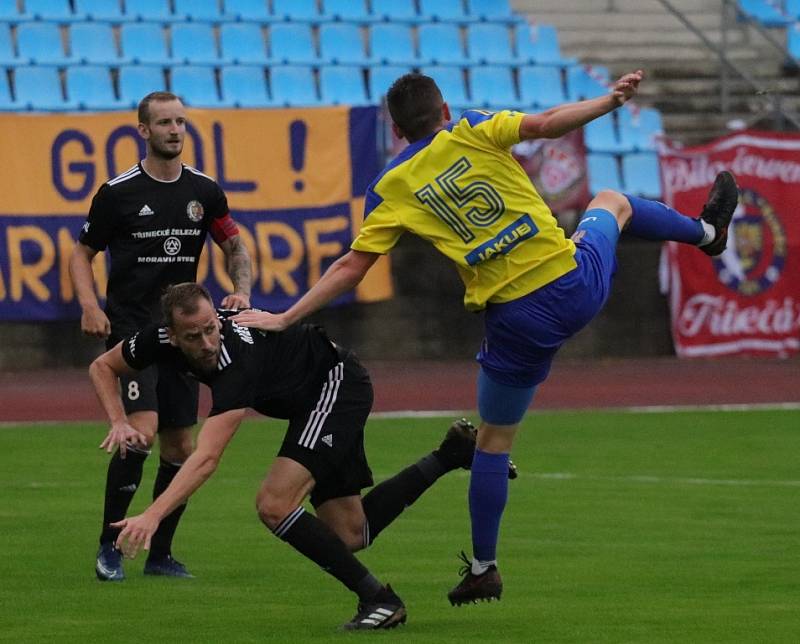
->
xmin=289 ymin=120 xmax=307 ymax=192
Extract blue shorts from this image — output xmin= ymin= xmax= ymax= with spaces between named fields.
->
xmin=477 ymin=209 xmax=619 ymax=388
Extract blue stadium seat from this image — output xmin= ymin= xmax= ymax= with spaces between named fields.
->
xmin=467 ymin=23 xmax=516 ymax=65
xmin=518 ymin=66 xmax=566 ymax=109
xmin=622 ymin=152 xmax=661 ymax=198
xmin=0 ymin=70 xmax=17 ymax=110
xmin=124 ymin=0 xmax=173 ymax=22
xmin=421 ymin=65 xmax=470 ymax=113
xmin=419 ymin=0 xmax=470 ymax=23
xmin=587 ymin=152 xmax=623 ymax=194
xmin=367 ymin=65 xmax=410 ymax=102
xmin=470 ymin=65 xmax=519 ymax=110
xmin=319 ymin=23 xmax=367 ymax=65
xmin=737 ymin=0 xmax=792 ymax=27
xmin=515 ymin=23 xmax=575 ymax=65
xmin=0 ymin=23 xmax=21 ymax=66
xmin=20 ymin=0 xmax=75 ymax=22
xmin=221 ymin=65 xmax=271 ymax=107
xmin=173 ymin=0 xmax=224 ymax=22
xmin=66 ymin=65 xmax=126 ymax=110
xmin=418 ymin=23 xmax=466 ymax=65
xmin=368 ymin=24 xmax=417 ymax=66
xmin=618 ymin=107 xmax=664 ymax=152
xmin=370 ymin=0 xmax=418 ymax=23
xmin=119 ymin=65 xmax=167 ymax=108
xmin=74 ymin=0 xmax=126 ymax=22
xmin=170 ymin=65 xmax=224 ymax=108
xmin=467 ymin=0 xmax=514 ymax=22
xmin=787 ymin=0 xmax=800 ymax=19
xmin=272 ymin=0 xmax=320 ymax=22
xmin=69 ymin=23 xmax=121 ymax=65
xmin=270 ymin=65 xmax=320 ymax=106
xmin=220 ymin=23 xmax=268 ymax=64
xmin=320 ymin=0 xmax=370 ymax=23
xmin=319 ymin=65 xmax=369 ymax=105
xmin=14 ymin=66 xmax=76 ymax=111
xmin=223 ymin=0 xmax=271 ymax=22
xmin=171 ymin=23 xmax=219 ymax=65
xmin=789 ymin=24 xmax=800 ymax=62
xmin=17 ymin=22 xmax=69 ymax=65
xmin=584 ymin=114 xmax=626 ymax=153
xmin=268 ymin=23 xmax=318 ymax=64
xmin=567 ymin=65 xmax=609 ymax=101
xmin=121 ymin=23 xmax=170 ymax=64
xmin=0 ymin=0 xmax=24 ymax=24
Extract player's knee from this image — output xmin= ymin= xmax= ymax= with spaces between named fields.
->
xmin=331 ymin=522 xmax=366 ymax=552
xmin=587 ymin=190 xmax=632 ymax=227
xmin=255 ymin=490 xmax=293 ymax=531
xmin=158 ymin=429 xmax=193 ymax=462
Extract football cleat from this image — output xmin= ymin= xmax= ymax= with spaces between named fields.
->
xmin=436 ymin=418 xmax=519 ymax=479
xmin=343 ymin=584 xmax=407 ymax=630
xmin=447 ymin=551 xmax=503 ymax=606
xmin=95 ymin=542 xmax=125 ymax=582
xmin=143 ymin=554 xmax=194 ymax=578
xmin=698 ymin=170 xmax=739 ymax=257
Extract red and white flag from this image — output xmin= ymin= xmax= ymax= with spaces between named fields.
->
xmin=659 ymin=131 xmax=800 ymax=358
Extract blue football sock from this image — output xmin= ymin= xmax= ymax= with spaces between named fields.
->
xmin=469 ymin=449 xmax=510 ymax=564
xmin=625 ymin=194 xmax=704 ymax=243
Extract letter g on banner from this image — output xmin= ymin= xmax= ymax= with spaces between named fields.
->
xmin=52 ymin=129 xmax=96 ymax=201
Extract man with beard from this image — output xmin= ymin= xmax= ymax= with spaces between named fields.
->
xmin=91 ymin=282 xmax=483 ymax=630
xmin=69 ymin=92 xmax=252 ymax=582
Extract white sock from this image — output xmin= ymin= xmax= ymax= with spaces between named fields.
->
xmin=697 ymin=219 xmax=716 ymax=246
xmin=471 ymin=558 xmax=496 ymax=575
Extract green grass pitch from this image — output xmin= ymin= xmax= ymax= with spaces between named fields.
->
xmin=1 ymin=409 xmax=798 ymax=643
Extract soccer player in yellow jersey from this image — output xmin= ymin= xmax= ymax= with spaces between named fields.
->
xmin=234 ymin=70 xmax=738 ymax=605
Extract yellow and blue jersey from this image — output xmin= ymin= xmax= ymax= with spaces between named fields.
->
xmin=352 ymin=110 xmax=577 ymax=311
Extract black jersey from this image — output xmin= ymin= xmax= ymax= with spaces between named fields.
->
xmin=121 ymin=315 xmax=343 ymax=420
xmin=79 ymin=163 xmax=229 ymax=337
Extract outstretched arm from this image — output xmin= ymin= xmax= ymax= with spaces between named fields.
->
xmin=217 ymin=234 xmax=252 ymax=309
xmin=232 ymin=249 xmax=381 ymax=332
xmin=112 ymin=408 xmax=247 ymax=557
xmin=519 ymin=69 xmax=643 ymax=140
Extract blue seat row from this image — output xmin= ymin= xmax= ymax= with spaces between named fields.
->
xmin=736 ymin=0 xmax=796 ymax=27
xmin=0 ymin=0 xmax=520 ymax=25
xmin=0 ymin=20 xmax=574 ymax=67
xmin=587 ymin=152 xmax=662 ymax=199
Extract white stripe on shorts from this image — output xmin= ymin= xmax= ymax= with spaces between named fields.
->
xmin=298 ymin=362 xmax=344 ymax=449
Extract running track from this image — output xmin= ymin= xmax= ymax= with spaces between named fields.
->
xmin=1 ymin=358 xmax=798 ymax=422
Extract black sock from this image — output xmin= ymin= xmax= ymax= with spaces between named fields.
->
xmin=99 ymin=446 xmax=149 ymax=545
xmin=273 ymin=507 xmax=383 ymax=602
xmin=148 ymin=458 xmax=187 ymax=559
xmin=361 ymin=452 xmax=447 ymax=545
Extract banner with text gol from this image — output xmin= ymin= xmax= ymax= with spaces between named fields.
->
xmin=0 ymin=106 xmax=391 ymax=320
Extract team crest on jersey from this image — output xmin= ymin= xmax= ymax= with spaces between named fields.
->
xmin=712 ymin=188 xmax=786 ymax=296
xmin=164 ymin=236 xmax=181 ymax=255
xmin=186 ymin=200 xmax=204 ymax=222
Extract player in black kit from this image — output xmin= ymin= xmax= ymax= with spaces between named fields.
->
xmin=69 ymin=92 xmax=252 ymax=581
xmin=88 ymin=283 xmax=481 ymax=630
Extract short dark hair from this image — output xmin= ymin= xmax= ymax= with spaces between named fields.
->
xmin=161 ymin=283 xmax=213 ymax=327
xmin=138 ymin=91 xmax=182 ymax=125
xmin=386 ymin=73 xmax=444 ymax=142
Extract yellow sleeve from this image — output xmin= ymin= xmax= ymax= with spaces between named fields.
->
xmin=457 ymin=109 xmax=525 ymax=150
xmin=351 ymin=197 xmax=404 ymax=254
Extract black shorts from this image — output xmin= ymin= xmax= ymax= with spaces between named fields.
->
xmin=119 ymin=363 xmax=199 ymax=431
xmin=278 ymin=353 xmax=374 ymax=508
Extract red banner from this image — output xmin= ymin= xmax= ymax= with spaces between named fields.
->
xmin=659 ymin=131 xmax=800 ymax=358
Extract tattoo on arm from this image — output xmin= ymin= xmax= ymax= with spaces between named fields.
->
xmin=224 ymin=236 xmax=252 ymax=296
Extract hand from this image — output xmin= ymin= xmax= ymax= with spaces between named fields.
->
xmin=111 ymin=512 xmax=160 ymax=558
xmin=221 ymin=292 xmax=251 ymax=310
xmin=231 ymin=309 xmax=289 ymax=332
xmin=80 ymin=305 xmax=111 ymax=339
xmin=99 ymin=421 xmax=149 ymax=458
xmin=610 ymin=69 xmax=644 ymax=106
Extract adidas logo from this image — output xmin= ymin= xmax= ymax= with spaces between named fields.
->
xmin=138 ymin=204 xmax=155 ymax=216
xmin=118 ymin=483 xmax=138 ymax=493
xmin=321 ymin=434 xmax=333 ymax=447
